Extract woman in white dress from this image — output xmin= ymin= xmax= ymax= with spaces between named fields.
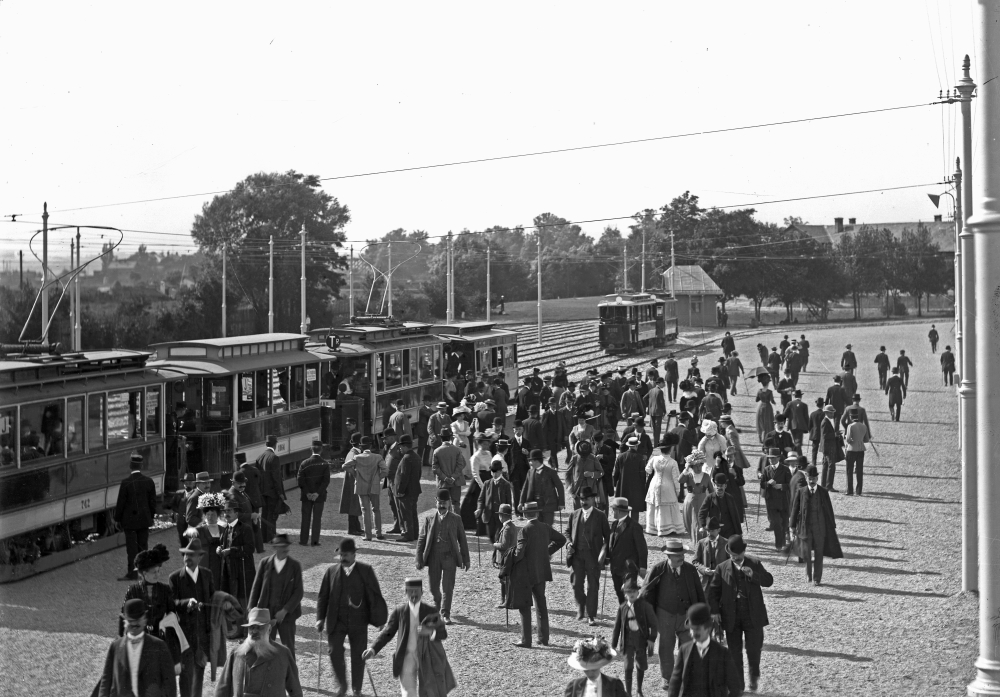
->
xmin=644 ymin=436 xmax=685 ymax=536
xmin=697 ymin=420 xmax=728 ymax=463
xmin=679 ymin=451 xmax=714 ymax=549
xmin=451 ymin=407 xmax=472 ymax=458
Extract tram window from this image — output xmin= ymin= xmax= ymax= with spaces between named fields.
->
xmin=67 ymin=398 xmax=84 ymax=454
xmin=271 ymin=369 xmax=288 ymax=412
xmin=321 ymin=363 xmax=336 ymax=399
xmin=434 ymin=345 xmax=442 ymax=378
xmin=421 ymin=382 xmax=442 ymax=405
xmin=255 ymin=370 xmax=270 ymax=411
xmin=108 ymin=391 xmax=142 ymax=445
xmin=1 ymin=406 xmax=16 ymax=467
xmin=401 ymin=349 xmax=411 ymax=387
xmin=88 ymin=394 xmax=106 ymax=452
xmin=19 ymin=400 xmax=62 ymax=461
xmin=290 ymin=365 xmax=304 ymax=406
xmin=509 ymin=343 xmax=517 ymax=366
xmin=239 ymin=372 xmax=255 ymax=420
xmin=410 ymin=350 xmax=419 ymax=385
xmin=386 ymin=351 xmax=402 ymax=389
xmin=205 ymin=380 xmax=231 ymax=420
xmin=376 ymin=353 xmax=385 ymax=392
xmin=145 ymin=388 xmax=161 ymax=435
xmin=419 ymin=346 xmax=434 ymax=381
xmin=305 ymin=363 xmax=319 ymax=404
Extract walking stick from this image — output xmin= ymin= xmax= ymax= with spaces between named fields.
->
xmin=600 ymin=564 xmax=609 ymax=620
xmin=366 ymin=663 xmax=380 ymax=697
xmin=869 ymin=440 xmax=880 ymax=458
xmin=558 ymin=509 xmax=563 ymax=564
xmin=477 ymin=527 xmax=482 ymax=567
xmin=317 ymin=630 xmax=323 ymax=692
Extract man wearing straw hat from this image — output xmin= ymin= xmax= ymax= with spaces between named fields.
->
xmin=707 ymin=534 xmax=773 ymax=693
xmin=564 ymin=637 xmax=627 ymax=697
xmin=640 ymin=539 xmax=704 ymax=690
xmin=114 ymin=451 xmax=157 ymax=582
xmin=363 ymin=577 xmax=453 ymax=697
xmin=215 ymin=607 xmax=302 ymax=697
xmin=667 ymin=603 xmax=741 ymax=697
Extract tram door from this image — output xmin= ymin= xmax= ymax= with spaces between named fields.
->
xmin=322 ymin=397 xmax=365 ymax=465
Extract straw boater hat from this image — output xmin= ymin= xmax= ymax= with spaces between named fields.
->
xmin=568 ymin=637 xmax=617 ymax=671
xmin=243 ymin=607 xmax=272 ymax=627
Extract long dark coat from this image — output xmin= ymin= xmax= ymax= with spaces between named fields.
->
xmin=613 ymin=449 xmax=648 ymax=512
xmin=789 ymin=486 xmax=844 ymax=559
xmin=219 ymin=520 xmax=256 ymax=607
xmin=339 ymin=448 xmax=363 ymax=516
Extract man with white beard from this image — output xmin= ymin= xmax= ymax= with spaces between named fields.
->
xmin=215 ymin=607 xmax=302 ymax=697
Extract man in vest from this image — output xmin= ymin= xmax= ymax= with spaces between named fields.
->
xmin=415 ymin=490 xmax=470 ymax=625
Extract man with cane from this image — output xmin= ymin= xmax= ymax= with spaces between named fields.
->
xmin=564 ymin=486 xmax=610 ymax=627
xmin=316 ymin=537 xmax=388 ymax=697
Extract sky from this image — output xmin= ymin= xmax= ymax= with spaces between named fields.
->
xmin=0 ymin=1 xmax=986 ymax=269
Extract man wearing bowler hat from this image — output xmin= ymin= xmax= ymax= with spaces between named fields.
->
xmin=613 ymin=436 xmax=648 ymax=524
xmin=641 ymin=539 xmax=705 ymax=690
xmin=316 ymin=538 xmax=387 ymax=697
xmin=114 ymin=452 xmax=157 ymax=582
xmin=840 ymin=393 xmax=872 ymax=439
xmin=807 ymin=397 xmax=826 ymax=468
xmin=885 ymin=366 xmax=906 ymax=422
xmin=607 ymin=496 xmax=648 ymax=604
xmin=698 ymin=473 xmax=742 ymax=541
xmin=215 ymin=607 xmax=302 ymax=697
xmin=761 ymin=448 xmax=792 ymax=551
xmin=297 ymin=439 xmax=331 ymax=546
xmin=248 ymin=534 xmax=304 ymax=659
xmin=363 ymin=577 xmax=452 ymax=697
xmin=667 ymin=602 xmax=741 ymax=697
xmin=789 ymin=466 xmax=843 ymax=586
xmin=492 ymin=503 xmax=518 ymax=606
xmin=237 ymin=453 xmax=265 ymax=553
xmin=841 ymin=343 xmax=857 ymax=373
xmin=257 ymin=435 xmax=286 ymax=544
xmin=169 ymin=537 xmax=214 ymax=697
xmin=98 ymin=597 xmax=176 ymax=697
xmin=508 ymin=501 xmax=567 ymax=648
xmin=708 ymin=534 xmax=773 ymax=693
xmin=693 ymin=516 xmax=729 ymax=594
xmin=818 ymin=404 xmax=840 ymax=491
xmin=431 ymin=427 xmax=467 ymax=506
xmin=518 ymin=449 xmax=565 ymax=526
xmin=874 ymin=345 xmax=892 ymax=390
xmin=565 ymin=486 xmax=610 ymax=626
xmin=477 ymin=458 xmax=514 ymax=543
xmin=416 ymin=490 xmax=470 ymax=625
xmin=782 ymin=390 xmax=810 ymax=454
xmin=394 ymin=435 xmax=422 ymax=542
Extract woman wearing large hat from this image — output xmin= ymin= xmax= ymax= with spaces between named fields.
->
xmin=679 ymin=451 xmax=714 ymax=549
xmin=644 ymin=433 xmax=685 ymax=536
xmin=185 ymin=492 xmax=228 ymax=584
xmin=568 ymin=406 xmax=597 ymax=454
xmin=565 ymin=440 xmax=606 ymax=509
xmin=118 ymin=543 xmax=183 ymax=672
xmin=564 ymin=637 xmax=627 ymax=696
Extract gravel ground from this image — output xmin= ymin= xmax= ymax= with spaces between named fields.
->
xmin=0 ymin=321 xmax=977 ymax=697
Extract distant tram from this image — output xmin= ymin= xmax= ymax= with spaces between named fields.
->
xmin=598 ymin=292 xmax=679 ymax=353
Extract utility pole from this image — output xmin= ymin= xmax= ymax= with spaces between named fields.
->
xmin=670 ymin=229 xmax=676 ymax=298
xmin=268 ymin=235 xmax=274 ymax=333
xmin=41 ymin=202 xmax=49 ymax=345
xmin=641 ymin=227 xmax=646 ymax=292
xmin=486 ymin=240 xmax=491 ymax=321
xmin=300 ymin=224 xmax=307 ymax=334
xmin=222 ymin=242 xmax=227 ymax=338
xmin=536 ymin=231 xmax=542 ymax=344
xmin=446 ymin=231 xmax=454 ymax=324
xmin=69 ymin=239 xmax=75 ymax=350
xmin=387 ymin=240 xmax=393 ymax=318
xmin=969 ymin=3 xmax=1000 ymax=694
xmin=622 ymin=243 xmax=627 ymax=291
xmin=349 ymin=245 xmax=354 ymax=322
xmin=75 ymin=227 xmax=81 ymax=350
xmin=19 ymin=250 xmax=23 ymax=288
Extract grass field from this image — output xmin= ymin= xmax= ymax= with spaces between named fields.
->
xmin=0 ymin=321 xmax=976 ymax=697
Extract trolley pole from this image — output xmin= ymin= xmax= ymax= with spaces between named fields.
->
xmin=268 ymin=235 xmax=275 ymax=333
xmin=75 ymin=227 xmax=81 ymax=350
xmin=486 ymin=241 xmax=491 ymax=321
xmin=300 ymin=225 xmax=307 ymax=334
xmin=41 ymin=202 xmax=48 ymax=345
xmin=670 ymin=229 xmax=676 ymax=298
xmin=222 ymin=242 xmax=227 ymax=338
xmin=536 ymin=231 xmax=542 ymax=344
xmin=641 ymin=226 xmax=646 ymax=292
xmin=387 ymin=240 xmax=393 ymax=318
xmin=969 ymin=3 xmax=1000 ymax=693
xmin=349 ymin=245 xmax=354 ymax=322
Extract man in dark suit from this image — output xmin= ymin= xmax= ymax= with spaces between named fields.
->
xmin=316 ymin=538 xmax=387 ymax=697
xmin=708 ymin=534 xmax=773 ymax=693
xmin=518 ymin=450 xmax=565 ymax=526
xmin=874 ymin=345 xmax=892 ymax=390
xmin=114 ymin=452 xmax=157 ymax=582
xmin=664 ymin=353 xmax=680 ymax=403
xmin=510 ymin=501 xmax=567 ymax=648
xmin=256 ymin=435 xmax=285 ymax=544
xmin=607 ymin=496 xmax=648 ymax=604
xmin=620 ymin=381 xmax=645 ymax=422
xmin=394 ymin=435 xmax=422 ymax=542
xmin=248 ymin=533 xmax=304 ymax=658
xmin=506 ymin=422 xmax=532 ymax=505
xmin=825 ymin=376 xmax=848 ymax=429
xmin=941 ymin=345 xmax=956 ymax=386
xmin=613 ymin=436 xmax=648 ymax=524
xmin=363 ymin=578 xmax=450 ymax=696
xmin=565 ymin=486 xmax=610 ymax=625
xmin=416 ymin=489 xmax=470 ymax=624
xmin=236 ymin=454 xmax=265 ymax=553
xmin=693 ymin=516 xmax=729 ymax=594
xmin=522 ymin=404 xmax=544 ymax=455
xmin=477 ymin=459 xmax=514 ymax=543
xmin=790 ymin=466 xmax=844 ymax=586
xmin=841 ymin=343 xmax=857 ymax=372
xmin=782 ymin=390 xmax=810 ymax=454
xmin=886 ymin=367 xmax=906 ymax=421
xmin=645 ymin=378 xmax=668 ymax=445
xmin=99 ymin=597 xmax=176 ymax=697
xmin=296 ymin=439 xmax=330 ymax=546
xmin=641 ymin=539 xmax=706 ymax=689
xmin=897 ymin=349 xmax=913 ymax=394
xmin=840 ymin=394 xmax=873 ymax=439
xmin=541 ymin=398 xmax=565 ymax=469
xmin=761 ymin=449 xmax=792 ymax=551
xmin=667 ymin=603 xmax=741 ymax=697
xmin=671 ymin=412 xmax=698 ymax=465
xmin=818 ymin=405 xmax=840 ymax=491
xmin=169 ymin=538 xmax=214 ymax=697
xmin=698 ymin=473 xmax=742 ymax=541
xmin=807 ymin=397 xmax=825 ymax=467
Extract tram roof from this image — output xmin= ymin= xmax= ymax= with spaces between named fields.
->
xmin=0 ymin=349 xmax=151 ymax=376
xmin=147 ymin=333 xmax=314 ymax=375
xmin=0 ymin=349 xmax=174 ymax=391
xmin=427 ymin=321 xmax=517 ymax=341
xmin=598 ymin=292 xmax=663 ymax=306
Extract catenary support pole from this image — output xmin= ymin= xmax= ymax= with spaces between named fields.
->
xmin=641 ymin=226 xmax=646 ymax=292
xmin=670 ymin=229 xmax=676 ymax=298
xmin=968 ymin=2 xmax=1000 ymax=694
xmin=222 ymin=242 xmax=227 ymax=338
xmin=300 ymin=225 xmax=307 ymax=333
xmin=486 ymin=241 xmax=491 ymax=321
xmin=623 ymin=243 xmax=627 ymax=291
xmin=69 ymin=239 xmax=75 ymax=350
xmin=75 ymin=227 xmax=81 ymax=350
xmin=41 ymin=202 xmax=48 ymax=345
xmin=268 ymin=235 xmax=274 ymax=333
xmin=349 ymin=245 xmax=354 ymax=321
xmin=537 ymin=231 xmax=542 ymax=344
xmin=387 ymin=240 xmax=393 ymax=318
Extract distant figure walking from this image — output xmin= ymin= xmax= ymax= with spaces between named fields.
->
xmin=941 ymin=345 xmax=956 ymax=386
xmin=928 ymin=324 xmax=939 ymax=353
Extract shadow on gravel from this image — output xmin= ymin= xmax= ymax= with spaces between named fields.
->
xmin=449 ymin=614 xmax=518 ymax=633
xmin=768 ymin=590 xmax=865 ymax=603
xmin=302 ymin=687 xmax=344 ymax=696
xmin=836 ymin=515 xmax=905 ymax=525
xmin=838 ymin=541 xmax=899 ymax=551
xmin=824 ymin=583 xmax=948 ymax=598
xmin=840 ymin=565 xmax=942 ymax=577
xmin=859 ymin=492 xmax=958 ymax=505
xmin=763 ymin=643 xmax=873 ymax=663
xmin=837 ymin=534 xmax=892 ymax=542
xmin=352 ymin=547 xmax=418 ymax=559
xmin=868 ymin=471 xmax=959 ymax=481
xmin=841 ymin=551 xmax=904 ymax=562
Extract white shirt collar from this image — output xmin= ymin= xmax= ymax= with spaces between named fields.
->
xmin=582 ymin=507 xmax=593 ymax=521
xmin=274 ymin=556 xmax=287 ymax=573
xmin=342 ymin=562 xmax=355 ymax=576
xmin=696 ymin=636 xmax=710 ymax=656
xmin=809 ymin=486 xmax=817 ymax=494
xmin=184 ymin=565 xmax=199 ymax=583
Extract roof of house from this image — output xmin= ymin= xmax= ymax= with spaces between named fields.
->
xmin=662 ymin=265 xmax=724 ymax=296
xmin=786 ymin=221 xmax=956 ymax=252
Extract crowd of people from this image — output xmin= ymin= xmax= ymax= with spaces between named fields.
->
xmin=99 ymin=326 xmax=934 ymax=697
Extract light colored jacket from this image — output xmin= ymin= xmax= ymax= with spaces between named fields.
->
xmin=348 ymin=451 xmax=387 ymax=495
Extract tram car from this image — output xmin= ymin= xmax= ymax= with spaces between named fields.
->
xmin=308 ymin=316 xmax=447 ymax=454
xmin=0 ymin=345 xmax=179 ymax=581
xmin=598 ymin=291 xmax=679 ymax=353
xmin=428 ymin=321 xmax=519 ymax=401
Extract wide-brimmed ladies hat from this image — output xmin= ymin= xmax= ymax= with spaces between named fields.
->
xmin=567 ymin=638 xmax=617 ymax=671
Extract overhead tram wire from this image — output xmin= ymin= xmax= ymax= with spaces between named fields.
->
xmin=47 ymin=101 xmax=941 ymax=215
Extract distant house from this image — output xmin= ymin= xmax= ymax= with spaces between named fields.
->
xmin=662 ymin=265 xmax=724 ymax=328
xmin=785 ymin=216 xmax=956 ymax=252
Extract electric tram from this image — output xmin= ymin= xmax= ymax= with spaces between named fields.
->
xmin=597 ymin=291 xmax=679 ymax=353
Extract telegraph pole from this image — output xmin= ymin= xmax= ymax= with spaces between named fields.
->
xmin=41 ymin=202 xmax=49 ymax=345
xmin=19 ymin=250 xmax=23 ymax=288
xmin=536 ymin=231 xmax=542 ymax=344
xmin=300 ymin=225 xmax=307 ymax=333
xmin=75 ymin=227 xmax=81 ymax=350
xmin=387 ymin=240 xmax=393 ymax=318
xmin=969 ymin=3 xmax=1000 ymax=694
xmin=446 ymin=231 xmax=454 ymax=324
xmin=349 ymin=245 xmax=354 ymax=322
xmin=222 ymin=242 xmax=227 ymax=338
xmin=69 ymin=239 xmax=76 ymax=350
xmin=486 ymin=240 xmax=491 ymax=321
xmin=622 ymin=243 xmax=627 ymax=291
xmin=670 ymin=229 xmax=677 ymax=298
xmin=268 ymin=235 xmax=274 ymax=333
xmin=640 ymin=227 xmax=647 ymax=292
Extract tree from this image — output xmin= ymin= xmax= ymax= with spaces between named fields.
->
xmin=897 ymin=225 xmax=951 ymax=316
xmin=190 ymin=170 xmax=350 ymax=334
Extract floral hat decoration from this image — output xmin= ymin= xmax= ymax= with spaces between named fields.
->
xmin=197 ymin=492 xmax=227 ymax=511
xmin=568 ymin=636 xmax=617 ymax=671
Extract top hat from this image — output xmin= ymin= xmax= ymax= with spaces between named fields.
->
xmin=338 ymin=537 xmax=357 ymax=553
xmin=686 ymin=603 xmax=712 ymax=628
xmin=123 ymin=598 xmax=147 ymax=620
xmin=726 ymin=534 xmax=747 ymax=554
xmin=243 ymin=607 xmax=272 ymax=627
xmin=235 ymin=453 xmax=247 ymax=465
